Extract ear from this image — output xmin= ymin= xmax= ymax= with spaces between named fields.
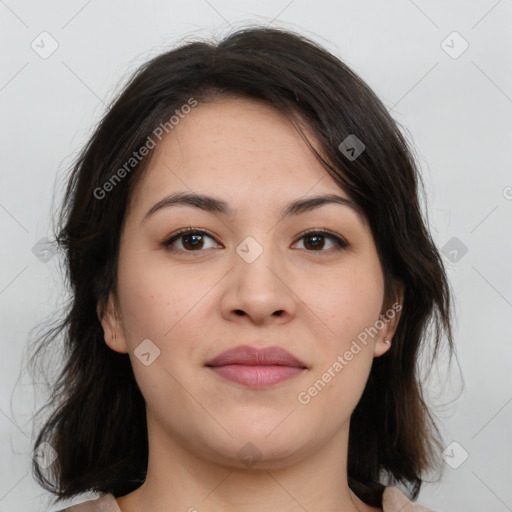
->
xmin=373 ymin=280 xmax=404 ymax=358
xmin=97 ymin=291 xmax=128 ymax=354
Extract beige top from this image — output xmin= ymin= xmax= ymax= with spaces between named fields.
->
xmin=58 ymin=486 xmax=435 ymax=511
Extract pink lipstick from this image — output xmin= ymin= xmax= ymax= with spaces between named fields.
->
xmin=205 ymin=345 xmax=307 ymax=388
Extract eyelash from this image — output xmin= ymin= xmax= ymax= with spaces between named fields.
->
xmin=161 ymin=227 xmax=349 ymax=254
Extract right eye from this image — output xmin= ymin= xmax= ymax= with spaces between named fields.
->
xmin=161 ymin=228 xmax=221 ymax=252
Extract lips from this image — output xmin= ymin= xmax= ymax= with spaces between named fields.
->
xmin=205 ymin=345 xmax=308 ymax=388
xmin=205 ymin=345 xmax=307 ymax=368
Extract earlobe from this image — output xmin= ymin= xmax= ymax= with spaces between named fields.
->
xmin=373 ymin=282 xmax=404 ymax=358
xmin=97 ymin=293 xmax=128 ymax=354
xmin=373 ymin=337 xmax=393 ymax=357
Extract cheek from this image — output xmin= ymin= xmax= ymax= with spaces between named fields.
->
xmin=116 ymin=248 xmax=196 ymax=341
xmin=295 ymin=267 xmax=381 ymax=419
xmin=301 ymin=260 xmax=384 ymax=341
xmin=116 ymin=274 xmax=169 ymax=345
xmin=114 ymin=261 xmax=202 ymax=408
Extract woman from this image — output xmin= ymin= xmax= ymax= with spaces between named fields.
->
xmin=30 ymin=26 xmax=454 ymax=512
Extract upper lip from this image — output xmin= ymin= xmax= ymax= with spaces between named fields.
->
xmin=205 ymin=345 xmax=308 ymax=368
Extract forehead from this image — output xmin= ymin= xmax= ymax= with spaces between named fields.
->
xmin=127 ymin=98 xmax=354 ymax=221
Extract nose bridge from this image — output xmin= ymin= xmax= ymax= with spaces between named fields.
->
xmin=235 ymin=233 xmax=283 ymax=292
xmin=223 ymin=233 xmax=296 ymax=322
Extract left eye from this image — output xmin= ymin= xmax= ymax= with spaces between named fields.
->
xmin=162 ymin=228 xmax=348 ymax=253
xmin=292 ymin=230 xmax=349 ymax=252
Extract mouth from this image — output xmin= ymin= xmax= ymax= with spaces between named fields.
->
xmin=205 ymin=345 xmax=308 ymax=388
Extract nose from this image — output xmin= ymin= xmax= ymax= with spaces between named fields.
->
xmin=220 ymin=238 xmax=297 ymax=326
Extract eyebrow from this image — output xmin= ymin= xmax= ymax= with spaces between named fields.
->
xmin=143 ymin=191 xmax=365 ymax=225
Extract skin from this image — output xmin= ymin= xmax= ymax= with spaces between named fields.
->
xmin=99 ymin=97 xmax=403 ymax=512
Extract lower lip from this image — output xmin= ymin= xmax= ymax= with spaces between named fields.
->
xmin=208 ymin=364 xmax=306 ymax=388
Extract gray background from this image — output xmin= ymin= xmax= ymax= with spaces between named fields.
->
xmin=1 ymin=1 xmax=511 ymax=511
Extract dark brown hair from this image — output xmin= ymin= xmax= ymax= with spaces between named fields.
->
xmin=29 ymin=25 xmax=455 ymax=508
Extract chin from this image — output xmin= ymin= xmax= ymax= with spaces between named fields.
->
xmin=214 ymin=430 xmax=311 ymax=468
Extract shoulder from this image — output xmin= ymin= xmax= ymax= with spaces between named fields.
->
xmin=382 ymin=486 xmax=435 ymax=512
xmin=55 ymin=493 xmax=120 ymax=512
xmin=57 ymin=488 xmax=436 ymax=512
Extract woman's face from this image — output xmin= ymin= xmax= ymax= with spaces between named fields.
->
xmin=101 ymin=97 xmax=401 ymax=468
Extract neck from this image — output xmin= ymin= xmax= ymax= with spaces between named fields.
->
xmin=115 ymin=419 xmax=371 ymax=512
